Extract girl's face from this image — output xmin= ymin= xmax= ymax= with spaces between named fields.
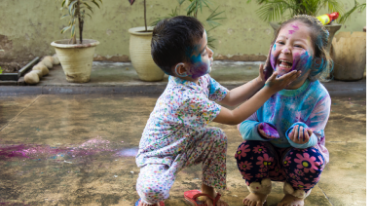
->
xmin=187 ymin=31 xmax=214 ymax=79
xmin=270 ymin=21 xmax=315 ymax=78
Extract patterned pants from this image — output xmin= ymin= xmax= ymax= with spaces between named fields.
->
xmin=235 ymin=141 xmax=325 ymax=193
xmin=136 ymin=127 xmax=227 ymax=204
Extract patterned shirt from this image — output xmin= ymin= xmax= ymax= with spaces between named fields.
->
xmin=136 ymin=74 xmax=228 ymax=167
xmin=239 ymin=80 xmax=331 ymax=163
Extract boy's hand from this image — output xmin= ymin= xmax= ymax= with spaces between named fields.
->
xmin=288 ymin=125 xmax=313 ymax=144
xmin=257 ymin=64 xmax=266 ymax=84
xmin=265 ymin=70 xmax=301 ymax=93
xmin=258 ymin=122 xmax=280 ymax=139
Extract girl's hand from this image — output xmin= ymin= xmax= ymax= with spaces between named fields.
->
xmin=265 ymin=70 xmax=301 ymax=93
xmin=288 ymin=125 xmax=313 ymax=144
xmin=258 ymin=122 xmax=280 ymax=139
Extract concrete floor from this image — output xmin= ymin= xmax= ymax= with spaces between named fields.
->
xmin=0 ymin=94 xmax=365 ymax=206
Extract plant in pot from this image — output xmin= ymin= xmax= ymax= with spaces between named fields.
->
xmin=127 ymin=0 xmax=165 ymax=82
xmin=127 ymin=0 xmax=225 ymax=82
xmin=151 ymin=0 xmax=225 ymax=49
xmin=51 ymin=0 xmax=102 ymax=83
xmin=247 ymin=0 xmax=345 ymax=81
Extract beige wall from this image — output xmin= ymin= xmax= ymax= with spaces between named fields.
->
xmin=0 ymin=0 xmax=365 ymax=62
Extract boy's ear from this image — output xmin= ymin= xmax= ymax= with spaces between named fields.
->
xmin=174 ymin=62 xmax=189 ymax=77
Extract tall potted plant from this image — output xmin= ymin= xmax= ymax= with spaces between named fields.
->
xmin=247 ymin=0 xmax=350 ymax=81
xmin=51 ymin=0 xmax=102 ymax=83
xmin=127 ymin=0 xmax=164 ymax=82
xmin=151 ymin=0 xmax=225 ymax=49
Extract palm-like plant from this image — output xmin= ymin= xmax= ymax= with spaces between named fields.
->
xmin=151 ymin=0 xmax=225 ymax=48
xmin=338 ymin=0 xmax=366 ymax=24
xmin=60 ymin=0 xmax=102 ymax=44
xmin=247 ymin=0 xmax=344 ymax=22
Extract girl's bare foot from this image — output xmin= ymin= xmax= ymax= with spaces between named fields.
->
xmin=277 ymin=194 xmax=304 ymax=206
xmin=243 ymin=192 xmax=268 ymax=206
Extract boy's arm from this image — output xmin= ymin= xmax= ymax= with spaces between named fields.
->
xmin=220 ymin=77 xmax=264 ymax=107
xmin=213 ymin=70 xmax=300 ymax=125
xmin=220 ymin=64 xmax=266 ymax=107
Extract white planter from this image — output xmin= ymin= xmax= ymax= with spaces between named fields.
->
xmin=51 ymin=39 xmax=99 ymax=83
xmin=332 ymin=32 xmax=366 ymax=81
xmin=128 ymin=26 xmax=164 ymax=82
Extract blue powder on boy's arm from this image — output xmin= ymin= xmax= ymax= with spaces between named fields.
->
xmin=208 ymin=76 xmax=228 ymax=102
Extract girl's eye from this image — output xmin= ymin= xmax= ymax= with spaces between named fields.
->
xmin=277 ymin=41 xmax=285 ymax=45
xmin=294 ymin=45 xmax=303 ymax=48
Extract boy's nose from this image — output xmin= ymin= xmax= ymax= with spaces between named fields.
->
xmin=208 ymin=47 xmax=214 ymax=58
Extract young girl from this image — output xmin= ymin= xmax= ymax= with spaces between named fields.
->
xmin=235 ymin=15 xmax=332 ymax=206
xmin=135 ymin=16 xmax=300 ymax=206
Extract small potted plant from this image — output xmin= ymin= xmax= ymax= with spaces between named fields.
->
xmin=127 ymin=0 xmax=164 ymax=82
xmin=51 ymin=0 xmax=102 ymax=83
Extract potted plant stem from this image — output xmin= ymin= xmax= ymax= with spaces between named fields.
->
xmin=51 ymin=0 xmax=102 ymax=83
xmin=151 ymin=0 xmax=225 ymax=49
xmin=127 ymin=0 xmax=164 ymax=82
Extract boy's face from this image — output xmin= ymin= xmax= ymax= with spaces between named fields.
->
xmin=186 ymin=31 xmax=214 ymax=78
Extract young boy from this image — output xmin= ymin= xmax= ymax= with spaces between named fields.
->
xmin=135 ymin=16 xmax=300 ymax=206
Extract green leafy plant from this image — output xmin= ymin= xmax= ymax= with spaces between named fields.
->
xmin=0 ymin=67 xmax=3 ymax=74
xmin=338 ymin=0 xmax=366 ymax=24
xmin=60 ymin=0 xmax=102 ymax=44
xmin=247 ymin=0 xmax=344 ymax=22
xmin=151 ymin=0 xmax=226 ymax=48
xmin=128 ymin=0 xmax=149 ymax=32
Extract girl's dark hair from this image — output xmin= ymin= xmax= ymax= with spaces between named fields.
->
xmin=272 ymin=15 xmax=333 ymax=81
xmin=151 ymin=16 xmax=204 ymax=75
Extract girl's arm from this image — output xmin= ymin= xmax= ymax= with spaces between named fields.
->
xmin=220 ymin=64 xmax=266 ymax=107
xmin=213 ymin=70 xmax=300 ymax=125
xmin=238 ymin=112 xmax=271 ymax=141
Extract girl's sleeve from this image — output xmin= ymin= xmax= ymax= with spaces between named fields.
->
xmin=207 ymin=76 xmax=229 ymax=102
xmin=238 ymin=111 xmax=269 ymax=141
xmin=286 ymin=95 xmax=331 ymax=148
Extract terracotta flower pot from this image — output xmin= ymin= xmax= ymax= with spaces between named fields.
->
xmin=51 ymin=39 xmax=99 ymax=83
xmin=128 ymin=26 xmax=164 ymax=82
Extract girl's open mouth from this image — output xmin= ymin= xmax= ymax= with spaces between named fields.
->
xmin=277 ymin=59 xmax=293 ymax=69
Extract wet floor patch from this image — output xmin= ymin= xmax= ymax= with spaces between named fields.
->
xmin=0 ymin=94 xmax=365 ymax=205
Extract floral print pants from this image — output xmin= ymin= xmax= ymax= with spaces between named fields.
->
xmin=235 ymin=141 xmax=325 ymax=193
xmin=136 ymin=127 xmax=227 ymax=204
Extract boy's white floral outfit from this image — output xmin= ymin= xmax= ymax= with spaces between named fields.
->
xmin=136 ymin=74 xmax=228 ymax=204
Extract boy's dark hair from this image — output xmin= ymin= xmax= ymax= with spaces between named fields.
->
xmin=151 ymin=16 xmax=204 ymax=75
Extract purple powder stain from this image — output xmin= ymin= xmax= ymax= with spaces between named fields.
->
xmin=190 ymin=62 xmax=209 ymax=79
xmin=115 ymin=148 xmax=139 ymax=157
xmin=259 ymin=123 xmax=280 ymax=138
xmin=0 ymin=137 xmax=131 ymax=162
xmin=291 ymin=24 xmax=299 ymax=30
xmin=288 ymin=30 xmax=296 ymax=34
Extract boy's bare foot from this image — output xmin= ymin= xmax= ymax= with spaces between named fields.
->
xmin=277 ymin=194 xmax=304 ymax=206
xmin=201 ymin=184 xmax=228 ymax=206
xmin=243 ymin=192 xmax=268 ymax=206
xmin=138 ymin=201 xmax=161 ymax=206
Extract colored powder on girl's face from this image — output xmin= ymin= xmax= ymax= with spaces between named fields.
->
xmin=291 ymin=51 xmax=313 ymax=73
